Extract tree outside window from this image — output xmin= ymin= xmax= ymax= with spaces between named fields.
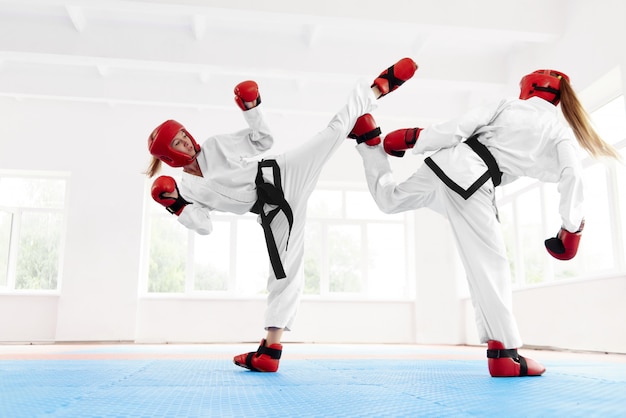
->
xmin=0 ymin=174 xmax=67 ymax=291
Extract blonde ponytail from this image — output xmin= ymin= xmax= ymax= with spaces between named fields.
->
xmin=144 ymin=156 xmax=162 ymax=178
xmin=559 ymin=78 xmax=621 ymax=160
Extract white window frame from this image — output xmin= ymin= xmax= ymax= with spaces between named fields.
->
xmin=0 ymin=170 xmax=69 ymax=293
xmin=140 ymin=180 xmax=415 ymax=301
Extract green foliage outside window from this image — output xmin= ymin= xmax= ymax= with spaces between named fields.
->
xmin=148 ymin=216 xmax=187 ymax=293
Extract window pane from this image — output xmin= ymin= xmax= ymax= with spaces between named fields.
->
xmin=0 ymin=211 xmax=12 ymax=287
xmin=577 ymin=164 xmax=614 ymax=273
xmin=592 ymin=96 xmax=626 ymax=145
xmin=516 ymin=188 xmax=546 ymax=285
xmin=0 ymin=177 xmax=66 ymax=208
xmin=15 ymin=211 xmax=62 ymax=290
xmin=304 ymin=221 xmax=322 ymax=295
xmin=367 ymin=223 xmax=406 ymax=297
xmin=235 ymin=218 xmax=268 ymax=295
xmin=193 ymin=220 xmax=230 ymax=291
xmin=345 ymin=190 xmax=403 ymax=220
xmin=328 ymin=224 xmax=362 ymax=293
xmin=308 ymin=190 xmax=342 ymax=218
xmin=148 ymin=216 xmax=187 ymax=293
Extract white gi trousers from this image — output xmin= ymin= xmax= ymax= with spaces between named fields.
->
xmin=263 ymin=80 xmax=378 ymax=331
xmin=357 ymin=144 xmax=523 ymax=348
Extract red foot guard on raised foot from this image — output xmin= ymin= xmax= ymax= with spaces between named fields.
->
xmin=372 ymin=58 xmax=418 ymax=97
xmin=348 ymin=114 xmax=381 ymax=146
xmin=233 ymin=339 xmax=282 ymax=372
xmin=487 ymin=340 xmax=545 ymax=377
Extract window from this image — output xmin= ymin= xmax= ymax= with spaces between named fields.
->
xmin=0 ymin=172 xmax=68 ymax=291
xmin=144 ymin=182 xmax=413 ymax=300
xmin=304 ymin=188 xmax=411 ymax=299
xmin=146 ymin=210 xmax=267 ymax=295
xmin=498 ymin=95 xmax=626 ymax=287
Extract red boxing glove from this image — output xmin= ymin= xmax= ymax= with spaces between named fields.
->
xmin=234 ymin=80 xmax=261 ymax=111
xmin=544 ymin=221 xmax=584 ymax=260
xmin=151 ymin=176 xmax=190 ymax=216
xmin=383 ymin=128 xmax=422 ymax=157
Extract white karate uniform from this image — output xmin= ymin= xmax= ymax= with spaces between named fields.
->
xmin=357 ymin=96 xmax=584 ymax=348
xmin=177 ymin=79 xmax=378 ymax=331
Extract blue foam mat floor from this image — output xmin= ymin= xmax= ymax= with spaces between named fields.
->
xmin=1 ymin=344 xmax=625 ymax=417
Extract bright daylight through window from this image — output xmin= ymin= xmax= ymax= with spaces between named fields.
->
xmin=0 ymin=173 xmax=67 ymax=291
xmin=146 ymin=183 xmax=412 ymax=299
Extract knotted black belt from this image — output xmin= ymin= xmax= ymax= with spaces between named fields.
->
xmin=250 ymin=159 xmax=294 ymax=279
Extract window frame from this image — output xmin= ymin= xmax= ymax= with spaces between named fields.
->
xmin=141 ymin=181 xmax=415 ymax=301
xmin=0 ymin=170 xmax=69 ymax=294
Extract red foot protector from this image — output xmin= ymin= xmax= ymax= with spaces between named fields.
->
xmin=372 ymin=57 xmax=418 ymax=97
xmin=487 ymin=340 xmax=545 ymax=377
xmin=349 ymin=113 xmax=381 ymax=146
xmin=233 ymin=339 xmax=282 ymax=372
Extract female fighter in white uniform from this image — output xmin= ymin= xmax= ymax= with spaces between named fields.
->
xmin=145 ymin=58 xmax=417 ymax=372
xmin=351 ymin=70 xmax=621 ymax=377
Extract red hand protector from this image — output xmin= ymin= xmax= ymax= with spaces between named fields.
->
xmin=151 ymin=176 xmax=189 ymax=216
xmin=383 ymin=128 xmax=422 ymax=157
xmin=545 ymin=223 xmax=583 ymax=260
xmin=234 ymin=80 xmax=261 ymax=111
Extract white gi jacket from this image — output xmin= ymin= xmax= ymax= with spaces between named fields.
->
xmin=176 ymin=107 xmax=273 ymax=234
xmin=418 ymin=96 xmax=584 ymax=232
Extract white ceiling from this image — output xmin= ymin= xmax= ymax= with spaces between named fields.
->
xmin=0 ymin=0 xmax=568 ymax=126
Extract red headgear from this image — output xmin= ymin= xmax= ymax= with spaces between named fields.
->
xmin=519 ymin=69 xmax=570 ymax=106
xmin=148 ymin=120 xmax=200 ymax=167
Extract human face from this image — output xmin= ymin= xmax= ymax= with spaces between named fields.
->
xmin=170 ymin=130 xmax=196 ymax=157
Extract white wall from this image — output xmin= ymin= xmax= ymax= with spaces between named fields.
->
xmin=1 ymin=0 xmax=625 ymax=353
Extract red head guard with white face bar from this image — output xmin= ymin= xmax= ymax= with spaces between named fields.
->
xmin=148 ymin=120 xmax=200 ymax=167
xmin=519 ymin=69 xmax=570 ymax=106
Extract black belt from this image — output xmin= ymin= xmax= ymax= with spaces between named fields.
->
xmin=465 ymin=135 xmax=502 ymax=187
xmin=250 ymin=159 xmax=293 ymax=279
xmin=424 ymin=135 xmax=502 ymax=200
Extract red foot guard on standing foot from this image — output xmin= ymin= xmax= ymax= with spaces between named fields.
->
xmin=233 ymin=339 xmax=282 ymax=372
xmin=487 ymin=340 xmax=545 ymax=377
xmin=348 ymin=114 xmax=381 ymax=146
xmin=372 ymin=58 xmax=418 ymax=97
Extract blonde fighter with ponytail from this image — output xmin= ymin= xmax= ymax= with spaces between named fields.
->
xmin=354 ymin=67 xmax=620 ymax=378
